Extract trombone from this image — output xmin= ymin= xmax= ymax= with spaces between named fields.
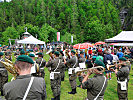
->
xmin=75 ymin=66 xmax=105 ymax=76
xmin=106 ymin=61 xmax=130 ymax=70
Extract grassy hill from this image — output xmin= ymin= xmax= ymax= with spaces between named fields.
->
xmin=8 ymin=53 xmax=133 ymax=100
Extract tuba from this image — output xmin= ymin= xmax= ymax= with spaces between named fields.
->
xmin=0 ymin=58 xmax=18 ymax=80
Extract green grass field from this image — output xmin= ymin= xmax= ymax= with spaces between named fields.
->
xmin=8 ymin=53 xmax=133 ymax=100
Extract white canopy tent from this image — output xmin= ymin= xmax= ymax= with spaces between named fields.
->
xmin=17 ymin=35 xmax=45 ymax=44
xmin=105 ymin=31 xmax=133 ymax=42
xmin=113 ymin=43 xmax=133 ymax=47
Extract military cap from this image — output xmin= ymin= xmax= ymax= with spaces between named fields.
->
xmin=119 ymin=57 xmax=127 ymax=61
xmin=71 ymin=50 xmax=76 ymax=54
xmin=36 ymin=52 xmax=43 ymax=55
xmin=80 ymin=51 xmax=84 ymax=54
xmin=29 ymin=53 xmax=35 ymax=57
xmin=20 ymin=50 xmax=25 ymax=54
xmin=94 ymin=60 xmax=105 ymax=67
xmin=124 ymin=55 xmax=130 ymax=58
xmin=0 ymin=52 xmax=4 ymax=56
xmin=54 ymin=51 xmax=60 ymax=55
xmin=17 ymin=55 xmax=34 ymax=64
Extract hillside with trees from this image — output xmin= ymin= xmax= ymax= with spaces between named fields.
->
xmin=0 ymin=0 xmax=132 ymax=45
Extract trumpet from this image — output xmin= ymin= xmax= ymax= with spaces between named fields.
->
xmin=75 ymin=66 xmax=105 ymax=75
xmin=106 ymin=61 xmax=130 ymax=70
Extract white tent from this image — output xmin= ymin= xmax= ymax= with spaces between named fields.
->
xmin=105 ymin=31 xmax=133 ymax=42
xmin=17 ymin=35 xmax=45 ymax=44
xmin=114 ymin=43 xmax=133 ymax=46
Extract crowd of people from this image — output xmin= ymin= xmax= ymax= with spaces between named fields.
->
xmin=0 ymin=43 xmax=132 ymax=100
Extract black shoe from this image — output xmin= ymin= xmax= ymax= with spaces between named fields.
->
xmin=55 ymin=95 xmax=60 ymax=100
xmin=61 ymin=78 xmax=64 ymax=81
xmin=51 ymin=98 xmax=55 ymax=100
xmin=1 ymin=90 xmax=3 ymax=96
xmin=68 ymin=88 xmax=77 ymax=94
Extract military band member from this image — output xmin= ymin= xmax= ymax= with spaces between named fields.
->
xmin=124 ymin=55 xmax=131 ymax=71
xmin=59 ymin=50 xmax=66 ymax=81
xmin=64 ymin=50 xmax=78 ymax=94
xmin=77 ymin=51 xmax=86 ymax=87
xmin=114 ymin=57 xmax=129 ymax=100
xmin=36 ymin=52 xmax=46 ymax=78
xmin=46 ymin=51 xmax=64 ymax=100
xmin=81 ymin=60 xmax=108 ymax=100
xmin=5 ymin=48 xmax=12 ymax=61
xmin=0 ymin=52 xmax=8 ymax=96
xmin=29 ymin=53 xmax=40 ymax=77
xmin=3 ymin=55 xmax=47 ymax=100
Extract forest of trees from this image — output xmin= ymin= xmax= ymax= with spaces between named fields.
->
xmin=0 ymin=0 xmax=132 ymax=45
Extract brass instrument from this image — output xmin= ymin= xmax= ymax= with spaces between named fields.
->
xmin=107 ymin=61 xmax=130 ymax=70
xmin=65 ymin=49 xmax=70 ymax=59
xmin=0 ymin=59 xmax=17 ymax=80
xmin=76 ymin=66 xmax=105 ymax=75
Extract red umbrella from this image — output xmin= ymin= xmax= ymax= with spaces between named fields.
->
xmin=73 ymin=43 xmax=93 ymax=49
xmin=109 ymin=43 xmax=118 ymax=45
xmin=95 ymin=41 xmax=106 ymax=45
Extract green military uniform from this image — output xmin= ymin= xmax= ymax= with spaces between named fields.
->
xmin=116 ymin=65 xmax=129 ymax=100
xmin=3 ymin=55 xmax=47 ymax=100
xmin=36 ymin=52 xmax=46 ymax=78
xmin=59 ymin=55 xmax=66 ymax=81
xmin=82 ymin=60 xmax=108 ymax=100
xmin=36 ymin=57 xmax=46 ymax=78
xmin=82 ymin=74 xmax=108 ymax=100
xmin=78 ymin=57 xmax=86 ymax=85
xmin=66 ymin=53 xmax=78 ymax=94
xmin=46 ymin=56 xmax=64 ymax=100
xmin=0 ymin=52 xmax=8 ymax=96
xmin=3 ymin=75 xmax=47 ymax=100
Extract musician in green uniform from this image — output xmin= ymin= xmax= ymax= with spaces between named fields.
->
xmin=0 ymin=52 xmax=8 ymax=96
xmin=3 ymin=55 xmax=47 ymax=100
xmin=46 ymin=51 xmax=64 ymax=100
xmin=64 ymin=50 xmax=78 ymax=94
xmin=59 ymin=50 xmax=66 ymax=81
xmin=36 ymin=52 xmax=46 ymax=78
xmin=81 ymin=60 xmax=108 ymax=100
xmin=124 ymin=55 xmax=131 ymax=71
xmin=77 ymin=51 xmax=86 ymax=87
xmin=29 ymin=53 xmax=40 ymax=77
xmin=114 ymin=57 xmax=129 ymax=100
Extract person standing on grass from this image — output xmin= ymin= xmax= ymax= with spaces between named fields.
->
xmin=46 ymin=51 xmax=64 ymax=100
xmin=81 ymin=60 xmax=108 ymax=100
xmin=64 ymin=50 xmax=78 ymax=94
xmin=112 ymin=57 xmax=129 ymax=100
xmin=3 ymin=55 xmax=47 ymax=100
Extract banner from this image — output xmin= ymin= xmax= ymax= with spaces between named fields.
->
xmin=57 ymin=32 xmax=60 ymax=41
xmin=71 ymin=36 xmax=73 ymax=43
